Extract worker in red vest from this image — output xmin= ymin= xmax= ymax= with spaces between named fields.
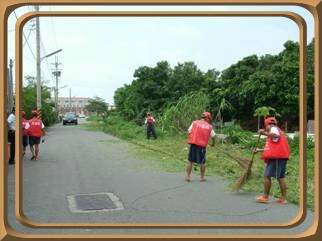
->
xmin=22 ymin=111 xmax=30 ymax=158
xmin=145 ymin=112 xmax=157 ymax=140
xmin=254 ymin=117 xmax=290 ymax=204
xmin=28 ymin=110 xmax=45 ymax=160
xmin=185 ymin=112 xmax=215 ymax=182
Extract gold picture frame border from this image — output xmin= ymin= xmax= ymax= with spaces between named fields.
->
xmin=0 ymin=0 xmax=319 ymax=239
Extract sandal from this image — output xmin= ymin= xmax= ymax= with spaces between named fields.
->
xmin=31 ymin=156 xmax=35 ymax=160
xmin=200 ymin=178 xmax=206 ymax=182
xmin=184 ymin=177 xmax=191 ymax=182
xmin=256 ymin=195 xmax=270 ymax=204
xmin=276 ymin=197 xmax=288 ymax=205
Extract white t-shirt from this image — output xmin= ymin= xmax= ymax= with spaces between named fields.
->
xmin=270 ymin=126 xmax=280 ymax=142
xmin=7 ymin=113 xmax=15 ymax=130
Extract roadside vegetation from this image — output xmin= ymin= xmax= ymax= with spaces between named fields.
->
xmin=83 ymin=38 xmax=315 ymax=210
xmin=84 ymin=113 xmax=315 ymax=211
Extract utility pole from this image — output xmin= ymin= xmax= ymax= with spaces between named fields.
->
xmin=35 ymin=5 xmax=41 ymax=110
xmin=8 ymin=59 xmax=14 ymax=113
xmin=52 ymin=56 xmax=62 ymax=121
xmin=69 ymin=88 xmax=72 ymax=111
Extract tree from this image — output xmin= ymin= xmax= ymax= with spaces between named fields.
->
xmin=254 ymin=106 xmax=280 ymax=130
xmin=85 ymin=96 xmax=108 ymax=115
xmin=22 ymin=75 xmax=56 ymax=126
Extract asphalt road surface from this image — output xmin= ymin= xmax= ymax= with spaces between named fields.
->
xmin=6 ymin=118 xmax=315 ymax=236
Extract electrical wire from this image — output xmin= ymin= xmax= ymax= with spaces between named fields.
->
xmin=13 ymin=11 xmax=36 ymax=61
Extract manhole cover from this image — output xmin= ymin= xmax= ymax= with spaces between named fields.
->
xmin=67 ymin=192 xmax=124 ymax=213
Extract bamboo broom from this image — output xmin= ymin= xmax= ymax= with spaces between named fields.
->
xmin=232 ymin=133 xmax=262 ymax=191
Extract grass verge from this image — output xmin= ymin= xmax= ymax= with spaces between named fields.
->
xmin=82 ymin=115 xmax=314 ymax=210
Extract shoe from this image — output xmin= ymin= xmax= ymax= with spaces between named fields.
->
xmin=256 ymin=195 xmax=270 ymax=204
xmin=276 ymin=197 xmax=288 ymax=205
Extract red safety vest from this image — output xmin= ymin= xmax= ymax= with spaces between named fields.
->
xmin=147 ymin=116 xmax=155 ymax=126
xmin=28 ymin=118 xmax=43 ymax=137
xmin=261 ymin=127 xmax=290 ymax=161
xmin=187 ymin=120 xmax=213 ymax=147
xmin=22 ymin=118 xmax=29 ymax=136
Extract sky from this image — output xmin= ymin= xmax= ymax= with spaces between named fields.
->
xmin=7 ymin=5 xmax=315 ymax=105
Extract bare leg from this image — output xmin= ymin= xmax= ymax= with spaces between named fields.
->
xmin=22 ymin=146 xmax=26 ymax=158
xmin=34 ymin=144 xmax=40 ymax=160
xmin=185 ymin=161 xmax=193 ymax=181
xmin=264 ymin=176 xmax=271 ymax=198
xmin=200 ymin=164 xmax=206 ymax=181
xmin=278 ymin=178 xmax=287 ymax=200
xmin=30 ymin=145 xmax=35 ymax=159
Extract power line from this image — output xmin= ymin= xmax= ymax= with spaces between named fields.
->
xmin=13 ymin=11 xmax=36 ymax=61
xmin=48 ymin=6 xmax=58 ymax=49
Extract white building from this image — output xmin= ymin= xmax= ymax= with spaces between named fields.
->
xmin=57 ymin=97 xmax=90 ymax=115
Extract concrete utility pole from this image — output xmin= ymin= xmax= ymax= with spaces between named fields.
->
xmin=69 ymin=88 xmax=72 ymax=111
xmin=35 ymin=5 xmax=41 ymax=110
xmin=8 ymin=59 xmax=14 ymax=113
xmin=52 ymin=56 xmax=62 ymax=120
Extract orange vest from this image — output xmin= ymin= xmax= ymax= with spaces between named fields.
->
xmin=28 ymin=118 xmax=43 ymax=137
xmin=261 ymin=127 xmax=290 ymax=161
xmin=22 ymin=118 xmax=29 ymax=136
xmin=187 ymin=120 xmax=213 ymax=147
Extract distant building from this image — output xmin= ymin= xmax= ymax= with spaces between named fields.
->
xmin=56 ymin=97 xmax=90 ymax=115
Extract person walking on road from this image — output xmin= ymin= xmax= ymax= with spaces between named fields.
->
xmin=7 ymin=107 xmax=16 ymax=165
xmin=28 ymin=110 xmax=45 ymax=160
xmin=22 ymin=111 xmax=30 ymax=158
xmin=185 ymin=112 xmax=215 ymax=182
xmin=253 ymin=117 xmax=290 ymax=204
xmin=145 ymin=112 xmax=157 ymax=140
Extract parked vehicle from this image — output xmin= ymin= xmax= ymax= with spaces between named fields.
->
xmin=63 ymin=112 xmax=78 ymax=125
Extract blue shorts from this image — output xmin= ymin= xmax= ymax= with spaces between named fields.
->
xmin=188 ymin=144 xmax=206 ymax=164
xmin=22 ymin=136 xmax=29 ymax=147
xmin=29 ymin=136 xmax=41 ymax=146
xmin=264 ymin=159 xmax=287 ymax=179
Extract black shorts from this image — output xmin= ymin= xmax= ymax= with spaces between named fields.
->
xmin=22 ymin=136 xmax=29 ymax=147
xmin=188 ymin=144 xmax=206 ymax=164
xmin=264 ymin=159 xmax=287 ymax=179
xmin=29 ymin=136 xmax=41 ymax=146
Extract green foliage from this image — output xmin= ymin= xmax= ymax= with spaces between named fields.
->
xmin=159 ymin=91 xmax=210 ymax=134
xmin=114 ymin=61 xmax=219 ymax=124
xmin=22 ymin=76 xmax=56 ymax=126
xmin=254 ymin=106 xmax=280 ymax=119
xmin=113 ymin=38 xmax=314 ymax=131
xmin=85 ymin=117 xmax=314 ymax=210
xmin=220 ymin=124 xmax=259 ymax=149
xmin=85 ymin=96 xmax=108 ymax=115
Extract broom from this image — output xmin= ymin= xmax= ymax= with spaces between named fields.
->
xmin=215 ymin=146 xmax=249 ymax=169
xmin=232 ymin=133 xmax=262 ymax=191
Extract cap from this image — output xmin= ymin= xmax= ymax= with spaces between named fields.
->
xmin=264 ymin=117 xmax=277 ymax=126
xmin=202 ymin=112 xmax=212 ymax=121
xmin=32 ymin=110 xmax=38 ymax=116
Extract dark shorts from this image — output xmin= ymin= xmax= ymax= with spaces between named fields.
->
xmin=22 ymin=136 xmax=29 ymax=147
xmin=188 ymin=144 xmax=206 ymax=164
xmin=264 ymin=159 xmax=288 ymax=179
xmin=29 ymin=136 xmax=41 ymax=146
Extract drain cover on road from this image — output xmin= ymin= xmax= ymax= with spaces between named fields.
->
xmin=67 ymin=192 xmax=124 ymax=213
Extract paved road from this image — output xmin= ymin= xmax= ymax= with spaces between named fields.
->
xmin=6 ymin=119 xmax=315 ymax=235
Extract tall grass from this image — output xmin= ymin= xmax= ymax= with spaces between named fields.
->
xmin=83 ymin=112 xmax=314 ymax=210
xmin=159 ymin=91 xmax=209 ymax=134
